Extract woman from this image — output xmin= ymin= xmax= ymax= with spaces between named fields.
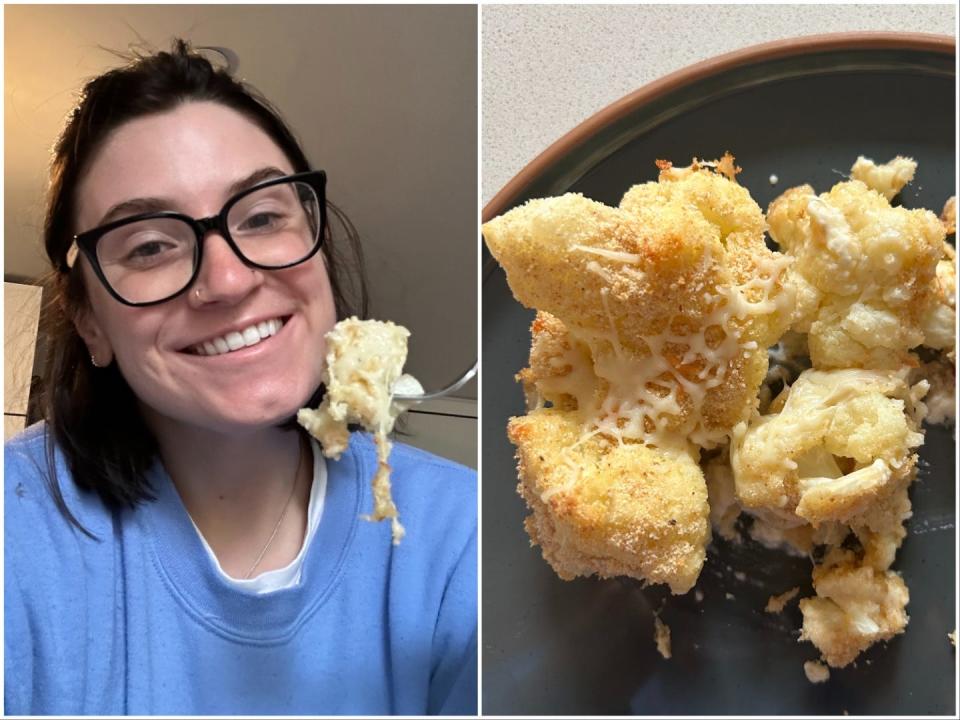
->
xmin=4 ymin=41 xmax=477 ymax=716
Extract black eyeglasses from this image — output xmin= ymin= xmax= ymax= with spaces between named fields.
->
xmin=64 ymin=170 xmax=327 ymax=306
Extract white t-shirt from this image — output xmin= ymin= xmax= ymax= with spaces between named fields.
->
xmin=191 ymin=437 xmax=327 ymax=593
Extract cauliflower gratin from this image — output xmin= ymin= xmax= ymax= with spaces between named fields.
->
xmin=482 ymin=153 xmax=955 ymax=676
xmin=298 ymin=317 xmax=422 ymax=545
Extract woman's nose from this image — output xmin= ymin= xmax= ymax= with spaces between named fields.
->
xmin=189 ymin=232 xmax=264 ymax=305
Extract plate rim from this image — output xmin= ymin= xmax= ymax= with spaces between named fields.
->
xmin=482 ymin=31 xmax=956 ymax=223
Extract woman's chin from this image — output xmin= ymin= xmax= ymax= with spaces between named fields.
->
xmin=141 ymin=398 xmax=313 ymax=438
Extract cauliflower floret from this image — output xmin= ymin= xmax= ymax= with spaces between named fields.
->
xmin=940 ymin=196 xmax=955 ymax=235
xmin=484 ymin=159 xmax=794 ymax=449
xmin=796 ymin=458 xmax=899 ymax=527
xmin=508 ymin=408 xmax=710 ymax=594
xmin=911 ymin=356 xmax=955 ymax=425
xmin=731 ymin=368 xmax=924 ymax=527
xmin=516 ymin=311 xmax=596 ymax=413
xmin=849 ymin=155 xmax=917 ymax=201
xmin=297 ymin=318 xmax=420 ymax=544
xmin=849 ymin=480 xmax=913 ymax=571
xmin=768 ymin=179 xmax=945 ymax=369
xmin=800 ymin=549 xmax=910 ymax=667
xmin=619 ymin=156 xmax=791 ymax=349
xmin=920 ymin=251 xmax=956 ymax=355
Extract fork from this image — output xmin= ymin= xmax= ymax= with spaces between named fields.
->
xmin=393 ymin=361 xmax=477 ymax=402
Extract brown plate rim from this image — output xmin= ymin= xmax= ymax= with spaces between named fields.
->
xmin=482 ymin=31 xmax=956 ymax=223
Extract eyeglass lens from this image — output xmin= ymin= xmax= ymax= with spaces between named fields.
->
xmin=96 ymin=180 xmax=321 ymax=304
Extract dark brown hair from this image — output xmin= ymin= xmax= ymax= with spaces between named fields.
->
xmin=39 ymin=39 xmax=367 ymax=533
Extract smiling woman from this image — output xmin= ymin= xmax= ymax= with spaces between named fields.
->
xmin=4 ymin=40 xmax=477 ymax=716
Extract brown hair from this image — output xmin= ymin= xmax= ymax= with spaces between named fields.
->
xmin=38 ymin=39 xmax=367 ymax=533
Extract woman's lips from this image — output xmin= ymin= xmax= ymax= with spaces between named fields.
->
xmin=189 ymin=317 xmax=286 ymax=356
xmin=180 ymin=315 xmax=293 ymax=356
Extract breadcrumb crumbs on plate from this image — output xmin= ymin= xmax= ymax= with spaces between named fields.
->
xmin=653 ymin=616 xmax=672 ymax=659
xmin=765 ymin=587 xmax=800 ymax=614
xmin=803 ymin=660 xmax=830 ymax=684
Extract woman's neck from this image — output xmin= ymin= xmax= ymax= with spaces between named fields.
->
xmin=143 ymin=412 xmax=313 ymax=579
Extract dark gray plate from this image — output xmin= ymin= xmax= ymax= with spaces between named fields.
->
xmin=482 ymin=36 xmax=956 ymax=716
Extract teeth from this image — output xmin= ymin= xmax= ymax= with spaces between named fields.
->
xmin=191 ymin=318 xmax=284 ymax=356
xmin=225 ymin=332 xmax=245 ymax=351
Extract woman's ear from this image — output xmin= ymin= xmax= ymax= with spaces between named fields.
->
xmin=73 ymin=306 xmax=114 ymax=368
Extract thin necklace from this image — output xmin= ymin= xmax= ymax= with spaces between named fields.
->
xmin=244 ymin=437 xmax=306 ymax=580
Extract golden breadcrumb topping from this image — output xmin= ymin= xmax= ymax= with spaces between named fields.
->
xmin=483 ymin=153 xmax=954 ymax=671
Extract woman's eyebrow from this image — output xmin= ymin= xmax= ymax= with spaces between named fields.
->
xmin=94 ymin=167 xmax=289 ymax=227
xmin=97 ymin=197 xmax=171 ymax=226
xmin=227 ymin=166 xmax=288 ymax=196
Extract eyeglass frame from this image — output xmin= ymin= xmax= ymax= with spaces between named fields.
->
xmin=62 ymin=170 xmax=328 ymax=307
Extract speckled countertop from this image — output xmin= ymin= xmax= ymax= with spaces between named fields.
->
xmin=482 ymin=4 xmax=956 ymax=205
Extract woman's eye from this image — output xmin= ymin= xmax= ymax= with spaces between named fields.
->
xmin=239 ymin=212 xmax=282 ymax=231
xmin=120 ymin=237 xmax=182 ymax=266
xmin=129 ymin=241 xmax=168 ymax=258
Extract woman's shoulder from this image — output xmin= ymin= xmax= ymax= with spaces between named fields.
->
xmin=5 ymin=421 xmax=116 ymax=540
xmin=341 ymin=432 xmax=477 ymax=547
xmin=5 ymin=422 xmax=57 ymax=508
xmin=5 ymin=420 xmax=48 ymax=463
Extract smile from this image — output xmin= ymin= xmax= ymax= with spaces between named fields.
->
xmin=189 ymin=317 xmax=287 ymax=356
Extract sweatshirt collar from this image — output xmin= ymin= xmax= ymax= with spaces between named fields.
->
xmin=139 ymin=434 xmax=364 ymax=643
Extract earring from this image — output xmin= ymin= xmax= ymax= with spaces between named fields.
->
xmin=90 ymin=353 xmax=101 ymax=368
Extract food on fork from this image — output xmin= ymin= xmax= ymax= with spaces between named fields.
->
xmin=298 ymin=317 xmax=422 ymax=544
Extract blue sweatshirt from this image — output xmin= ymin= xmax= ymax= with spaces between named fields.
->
xmin=4 ymin=423 xmax=477 ymax=715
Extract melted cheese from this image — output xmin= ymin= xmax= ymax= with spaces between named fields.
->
xmin=807 ymin=196 xmax=860 ymax=273
xmin=539 ymin=429 xmax=599 ymax=502
xmin=569 ymin=254 xmax=791 ymax=449
xmin=572 ymin=244 xmax=644 ymax=265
